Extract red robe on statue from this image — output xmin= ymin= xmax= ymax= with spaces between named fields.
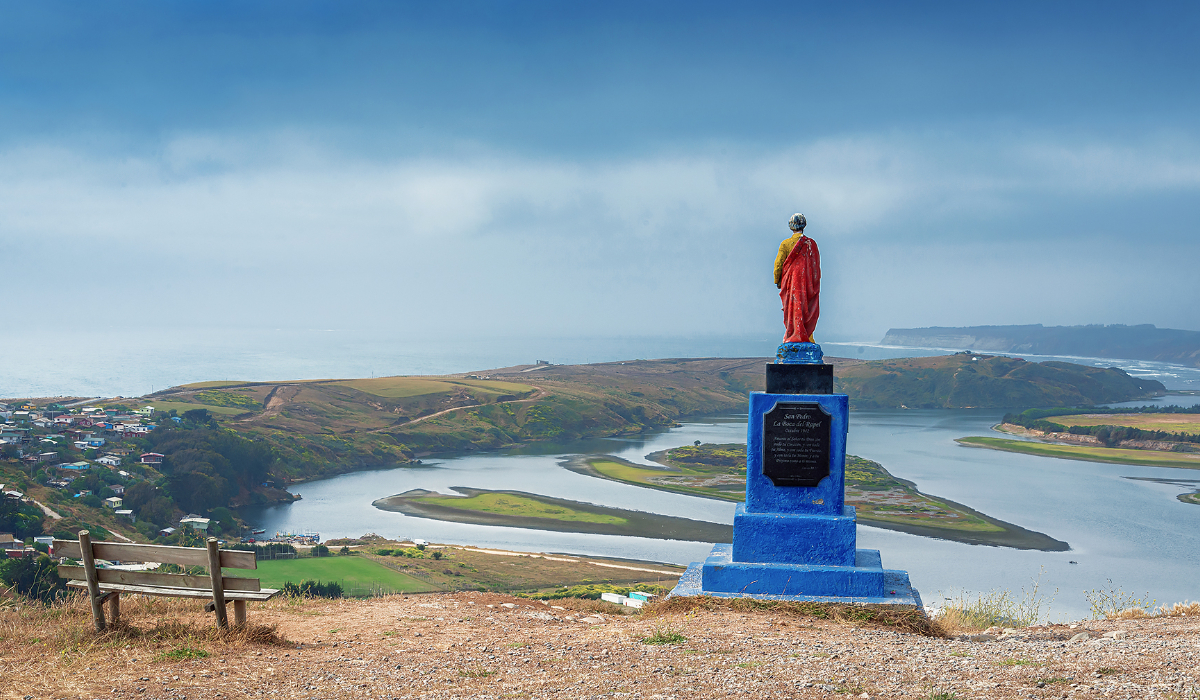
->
xmin=779 ymin=236 xmax=820 ymax=343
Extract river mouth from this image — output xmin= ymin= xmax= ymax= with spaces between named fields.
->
xmin=240 ymin=408 xmax=1200 ymax=621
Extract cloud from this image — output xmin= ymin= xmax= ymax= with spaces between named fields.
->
xmin=2 ymin=128 xmax=1199 ymax=339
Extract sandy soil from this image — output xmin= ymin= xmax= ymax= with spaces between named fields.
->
xmin=3 ymin=593 xmax=1198 ymax=700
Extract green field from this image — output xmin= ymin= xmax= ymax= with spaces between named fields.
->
xmin=251 ymin=555 xmax=435 ymax=594
xmin=415 ymin=492 xmax=626 ymax=524
xmin=149 ymin=401 xmax=249 ymax=416
xmin=1045 ymin=413 xmax=1200 ymax=436
xmin=958 ymin=436 xmax=1200 ymax=469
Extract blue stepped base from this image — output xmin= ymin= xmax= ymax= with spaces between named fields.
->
xmin=732 ymin=503 xmax=856 ymax=566
xmin=669 ymin=544 xmax=922 ymax=606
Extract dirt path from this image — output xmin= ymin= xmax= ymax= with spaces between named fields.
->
xmin=242 ymin=384 xmax=301 ymax=422
xmin=30 ymin=497 xmax=63 ymax=520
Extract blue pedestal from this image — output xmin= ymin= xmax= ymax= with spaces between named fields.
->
xmin=746 ymin=393 xmax=847 ymax=515
xmin=732 ymin=504 xmax=856 ymax=566
xmin=670 ymin=375 xmax=920 ymax=606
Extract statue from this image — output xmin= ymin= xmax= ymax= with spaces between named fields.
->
xmin=774 ymin=213 xmax=820 ymax=345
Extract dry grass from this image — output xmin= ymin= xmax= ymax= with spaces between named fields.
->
xmin=1159 ymin=601 xmax=1200 ymax=617
xmin=1108 ymin=601 xmax=1200 ymax=620
xmin=0 ymin=592 xmax=287 ymax=668
xmin=645 ymin=595 xmax=946 ymax=637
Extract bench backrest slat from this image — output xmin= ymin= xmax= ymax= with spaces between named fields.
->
xmin=53 ymin=540 xmax=257 ymax=569
xmin=57 ymin=565 xmax=261 ymax=592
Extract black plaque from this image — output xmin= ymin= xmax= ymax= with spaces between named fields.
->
xmin=761 ymin=402 xmax=831 ymax=487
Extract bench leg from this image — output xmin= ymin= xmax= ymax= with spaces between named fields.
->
xmin=108 ymin=592 xmax=120 ymax=626
xmin=233 ymin=600 xmax=247 ymax=626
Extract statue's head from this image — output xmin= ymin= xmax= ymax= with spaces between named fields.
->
xmin=788 ymin=213 xmax=806 ymax=232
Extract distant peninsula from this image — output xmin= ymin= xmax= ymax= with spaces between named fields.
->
xmin=881 ymin=323 xmax=1200 ymax=367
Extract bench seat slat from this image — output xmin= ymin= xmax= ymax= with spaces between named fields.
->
xmin=57 ymin=565 xmax=261 ymax=592
xmin=54 ymin=540 xmax=256 ymax=569
xmin=66 ymin=580 xmax=279 ymax=602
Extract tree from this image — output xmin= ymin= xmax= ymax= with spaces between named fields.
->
xmin=0 ymin=554 xmax=67 ymax=604
xmin=0 ymin=498 xmax=45 ymax=539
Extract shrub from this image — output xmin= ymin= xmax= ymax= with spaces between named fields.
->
xmin=1086 ymin=580 xmax=1156 ymax=619
xmin=338 ymin=546 xmax=350 ymax=555
xmin=937 ymin=570 xmax=1054 ymax=631
xmin=0 ymin=554 xmax=68 ymax=604
xmin=375 ymin=548 xmax=393 ymax=556
xmin=281 ymin=579 xmax=343 ymax=599
xmin=431 ymin=551 xmax=442 ymax=560
xmin=642 ymin=625 xmax=686 ymax=645
xmin=231 ymin=542 xmax=297 ymax=558
xmin=310 ymin=544 xmax=330 ymax=557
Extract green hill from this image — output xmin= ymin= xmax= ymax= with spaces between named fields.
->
xmin=139 ymin=354 xmax=1165 ymax=485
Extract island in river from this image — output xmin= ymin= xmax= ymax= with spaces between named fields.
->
xmin=371 ymin=444 xmax=1068 ymax=552
xmin=562 ymin=444 xmax=1068 ymax=551
xmin=372 ymin=488 xmax=732 ymax=543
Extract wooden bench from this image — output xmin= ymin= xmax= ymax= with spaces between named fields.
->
xmin=55 ymin=530 xmax=279 ymax=631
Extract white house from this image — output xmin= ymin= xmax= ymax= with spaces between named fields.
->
xmin=96 ymin=455 xmax=122 ymax=466
xmin=180 ymin=516 xmax=210 ymax=531
xmin=104 ymin=496 xmax=123 ymax=509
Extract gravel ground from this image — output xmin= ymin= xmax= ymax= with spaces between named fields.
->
xmin=7 ymin=592 xmax=1199 ymax=699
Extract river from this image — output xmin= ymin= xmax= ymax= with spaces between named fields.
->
xmin=8 ymin=329 xmax=1199 ymax=620
xmin=240 ymin=402 xmax=1200 ymax=622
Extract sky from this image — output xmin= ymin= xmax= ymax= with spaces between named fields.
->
xmin=2 ymin=1 xmax=1199 ymax=344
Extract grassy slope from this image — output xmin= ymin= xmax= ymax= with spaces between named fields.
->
xmin=252 ymin=555 xmax=434 ymax=593
xmin=148 ymin=401 xmax=248 ymax=416
xmin=957 ymin=436 xmax=1200 ymax=469
xmin=149 ymin=358 xmax=764 ymax=480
